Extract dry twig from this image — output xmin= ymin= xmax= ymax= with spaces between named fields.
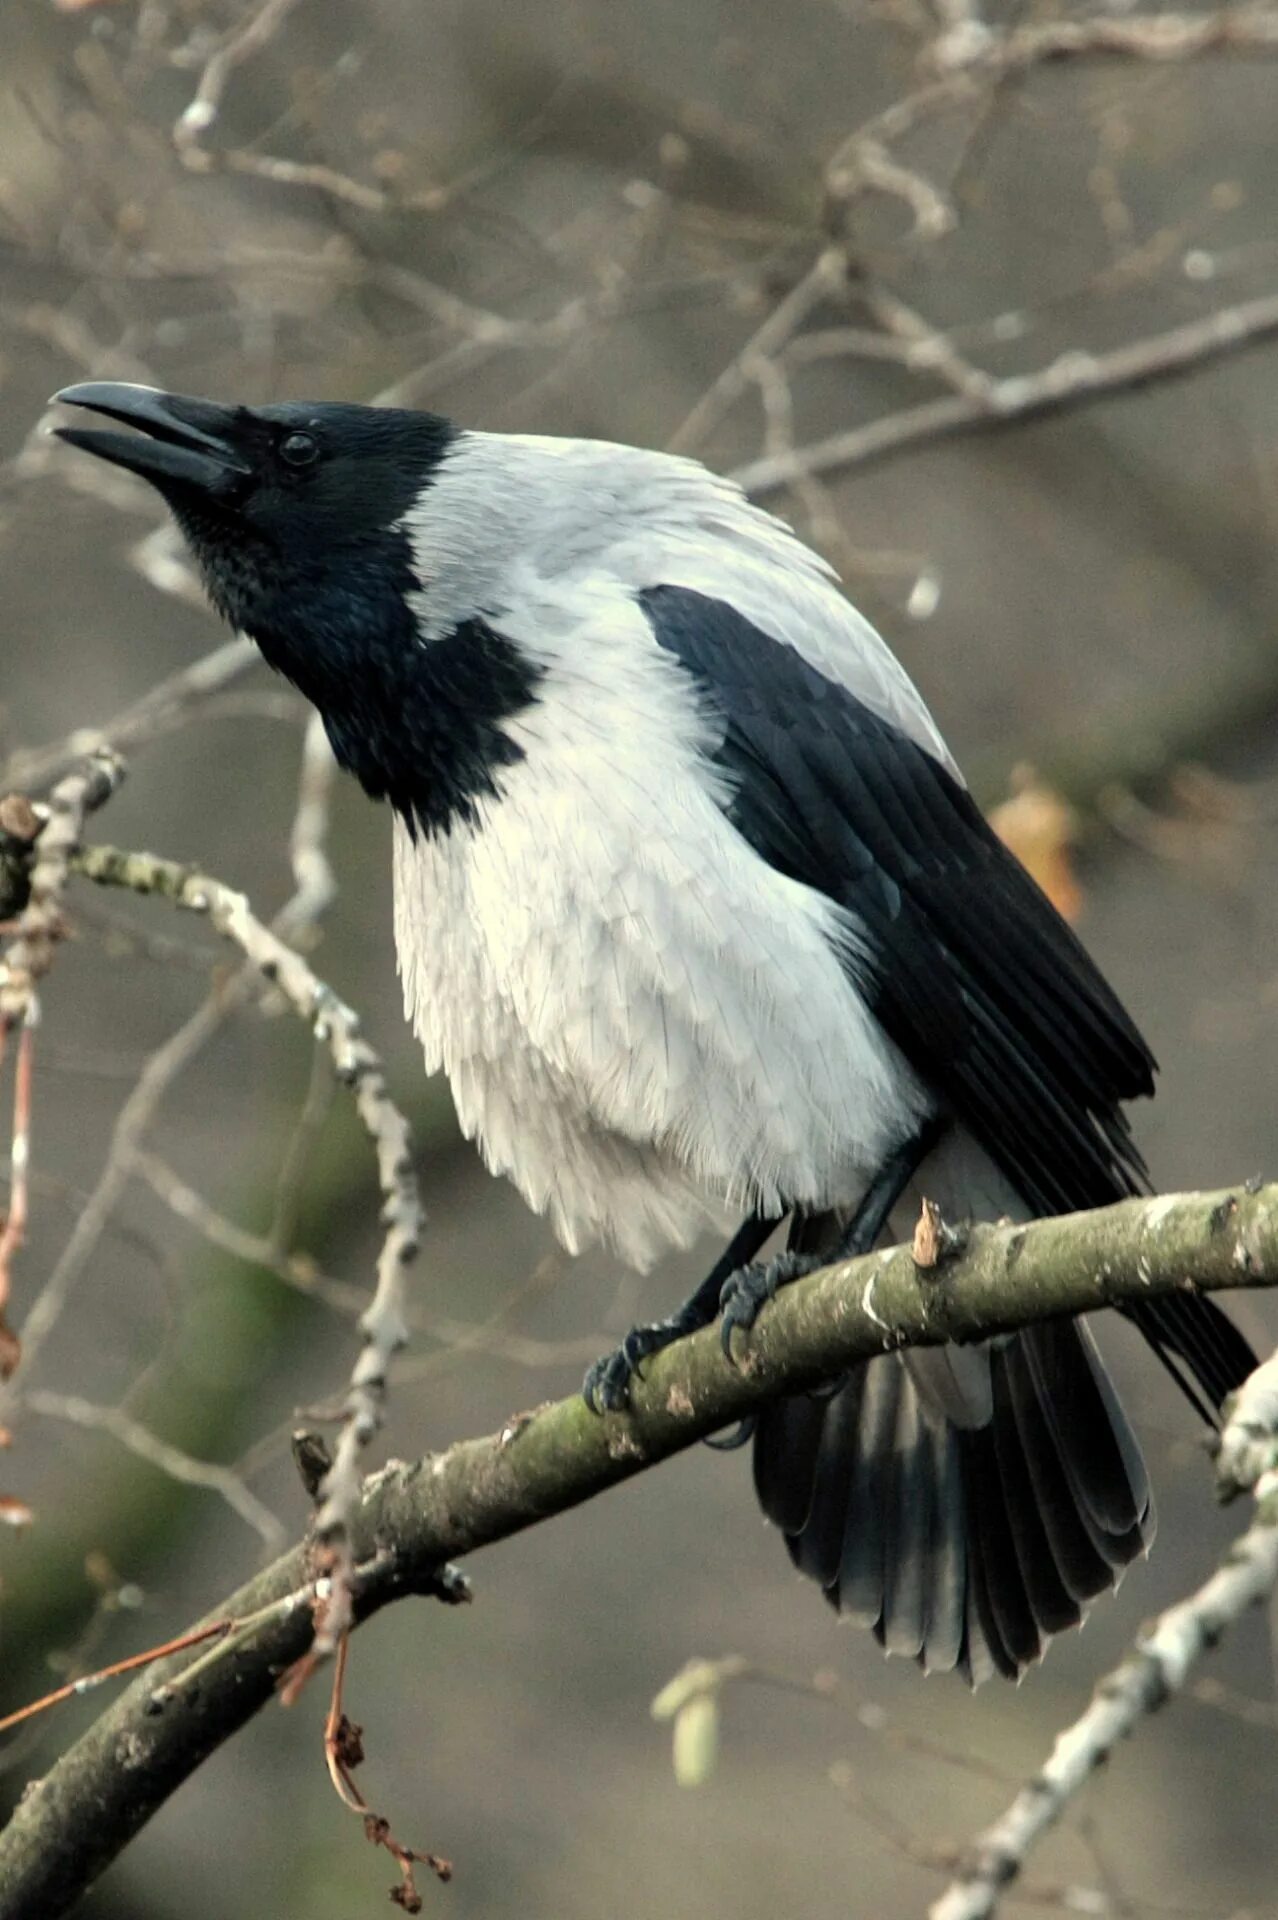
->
xmin=0 ymin=750 xmax=125 ymax=1030
xmin=322 ymin=1633 xmax=452 ymax=1912
xmin=3 ymin=640 xmax=261 ymax=794
xmin=0 ymin=751 xmax=126 ymax=1371
xmin=64 ymin=835 xmax=420 ymax=1686
xmin=19 ymin=1389 xmax=286 ymax=1552
xmin=732 ymin=289 xmax=1278 ymax=495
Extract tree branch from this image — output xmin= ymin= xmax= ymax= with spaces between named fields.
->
xmin=65 ymin=833 xmax=421 ymax=1682
xmin=731 ymin=290 xmax=1278 ymax=496
xmin=3 ymin=1181 xmax=1278 ymax=1916
xmin=1 ymin=641 xmax=261 ymax=794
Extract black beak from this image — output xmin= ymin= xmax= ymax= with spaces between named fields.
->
xmin=50 ymin=382 xmax=252 ymax=496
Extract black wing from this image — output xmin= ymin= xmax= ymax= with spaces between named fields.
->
xmin=641 ymin=584 xmax=1253 ymax=1413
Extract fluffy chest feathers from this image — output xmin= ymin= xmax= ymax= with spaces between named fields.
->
xmin=390 ymin=586 xmax=928 ymax=1268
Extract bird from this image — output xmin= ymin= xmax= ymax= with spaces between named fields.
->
xmin=51 ymin=379 xmax=1257 ymax=1684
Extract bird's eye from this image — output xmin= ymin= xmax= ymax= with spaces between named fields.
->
xmin=279 ymin=431 xmax=319 ymax=469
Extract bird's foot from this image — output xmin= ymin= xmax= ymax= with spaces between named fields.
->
xmin=719 ymin=1251 xmax=817 ymax=1364
xmin=583 ymin=1318 xmax=689 ymax=1413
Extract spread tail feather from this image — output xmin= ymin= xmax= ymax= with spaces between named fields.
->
xmin=750 ymin=1128 xmax=1254 ymax=1683
xmin=752 ymin=1320 xmax=1155 ymax=1682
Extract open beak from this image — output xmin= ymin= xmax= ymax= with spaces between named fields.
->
xmin=50 ymin=382 xmax=252 ymax=495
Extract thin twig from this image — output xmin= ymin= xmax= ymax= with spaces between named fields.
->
xmin=0 ymin=752 xmax=127 ymax=1369
xmin=2 ymin=722 xmax=337 ymax=1402
xmin=280 ymin=713 xmax=338 ymax=939
xmin=6 ymin=991 xmax=225 ymax=1395
xmin=934 ymin=5 xmax=1278 ymax=75
xmin=733 ymin=288 xmax=1278 ymax=495
xmin=0 ymin=1618 xmax=235 ymax=1740
xmin=3 ymin=642 xmax=261 ymax=794
xmin=0 ymin=751 xmax=125 ymax=1027
xmin=172 ymin=0 xmax=303 ymax=153
xmin=668 ymin=251 xmax=848 ymax=454
xmin=67 ymin=837 xmax=420 ymax=1685
xmin=266 ymin=1040 xmax=337 ymax=1256
xmin=128 ymin=1146 xmax=603 ymax=1379
xmin=858 ymin=282 xmax=999 ymax=403
xmin=19 ymin=1389 xmax=287 ymax=1552
xmin=0 ymin=1023 xmax=35 ymax=1377
xmin=322 ymin=1631 xmax=453 ymax=1910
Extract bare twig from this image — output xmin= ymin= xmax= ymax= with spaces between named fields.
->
xmin=3 ymin=641 xmax=261 ymax=794
xmin=824 ymin=7 xmax=1278 ymax=237
xmin=19 ymin=1389 xmax=286 ymax=1552
xmin=1216 ymin=1346 xmax=1278 ymax=1497
xmin=280 ymin=713 xmax=338 ymax=938
xmin=0 ymin=750 xmax=125 ymax=1028
xmin=0 ymin=1618 xmax=236 ymax=1741
xmin=322 ymin=1633 xmax=453 ymax=1911
xmin=128 ymin=1147 xmax=602 ymax=1380
xmin=266 ymin=1039 xmax=337 ymax=1255
xmin=0 ymin=1024 xmax=35 ymax=1378
xmin=172 ymin=0 xmax=304 ymax=154
xmin=933 ymin=5 xmax=1278 ymax=75
xmin=5 ymin=982 xmax=247 ymax=1391
xmin=733 ymin=289 xmax=1278 ymax=494
xmin=0 ymin=752 xmax=126 ymax=1369
xmin=66 ymin=836 xmax=420 ymax=1685
xmin=858 ymin=283 xmax=998 ymax=403
xmin=1 ymin=721 xmax=336 ymax=1405
xmin=130 ymin=1146 xmax=366 ymax=1314
xmin=668 ymin=250 xmax=848 ymax=454
xmin=929 ymin=1349 xmax=1278 ymax=1920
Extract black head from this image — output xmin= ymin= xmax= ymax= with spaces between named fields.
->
xmin=52 ymin=383 xmax=538 ymax=834
xmin=52 ymin=383 xmax=454 ymax=642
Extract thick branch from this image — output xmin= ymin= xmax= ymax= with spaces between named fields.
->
xmin=3 ymin=1181 xmax=1278 ymax=1916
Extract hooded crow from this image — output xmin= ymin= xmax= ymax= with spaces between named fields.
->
xmin=53 ymin=381 xmax=1256 ymax=1682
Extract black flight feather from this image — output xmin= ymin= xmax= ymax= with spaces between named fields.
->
xmin=641 ymin=583 xmax=1252 ymax=1423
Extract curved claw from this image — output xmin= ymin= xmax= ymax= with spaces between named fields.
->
xmin=582 ymin=1347 xmax=636 ymax=1414
xmin=703 ymin=1415 xmax=758 ymax=1451
xmin=718 ymin=1252 xmax=817 ymax=1365
xmin=718 ymin=1262 xmax=777 ymax=1363
xmin=583 ymin=1321 xmax=680 ymax=1414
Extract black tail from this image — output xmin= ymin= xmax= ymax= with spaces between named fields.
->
xmin=751 ymin=1188 xmax=1255 ymax=1683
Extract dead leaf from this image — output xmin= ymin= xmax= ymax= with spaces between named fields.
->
xmin=0 ymin=796 xmax=41 ymax=844
xmin=988 ymin=766 xmax=1082 ymax=922
xmin=913 ymin=1198 xmax=944 ymax=1269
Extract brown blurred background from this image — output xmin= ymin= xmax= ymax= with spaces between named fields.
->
xmin=3 ymin=2 xmax=1278 ymax=1915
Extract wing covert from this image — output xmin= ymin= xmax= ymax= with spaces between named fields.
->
xmin=639 ymin=583 xmax=1155 ymax=1219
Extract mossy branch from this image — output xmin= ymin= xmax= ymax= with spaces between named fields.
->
xmin=2 ymin=1180 xmax=1278 ymax=1916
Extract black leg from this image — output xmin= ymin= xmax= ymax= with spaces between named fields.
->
xmin=582 ymin=1213 xmax=781 ymax=1413
xmin=718 ymin=1114 xmax=950 ymax=1361
xmin=830 ymin=1111 xmax=951 ymax=1262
